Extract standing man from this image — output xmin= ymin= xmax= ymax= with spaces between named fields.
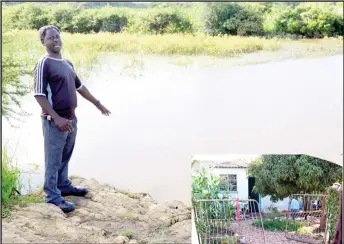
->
xmin=290 ymin=197 xmax=300 ymax=220
xmin=33 ymin=25 xmax=111 ymax=213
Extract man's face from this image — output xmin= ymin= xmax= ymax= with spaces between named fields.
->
xmin=43 ymin=28 xmax=62 ymax=54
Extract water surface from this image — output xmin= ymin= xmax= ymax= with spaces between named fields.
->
xmin=3 ymin=55 xmax=343 ymax=205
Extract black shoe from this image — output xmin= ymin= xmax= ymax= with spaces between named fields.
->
xmin=57 ymin=200 xmax=75 ymax=213
xmin=60 ymin=185 xmax=88 ymax=197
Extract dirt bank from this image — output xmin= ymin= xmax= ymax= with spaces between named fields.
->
xmin=2 ymin=176 xmax=191 ymax=243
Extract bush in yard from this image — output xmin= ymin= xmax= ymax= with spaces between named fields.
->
xmin=192 ymin=165 xmax=236 ymax=239
xmin=247 ymin=155 xmax=342 ymax=230
xmin=252 ymin=218 xmax=305 ymax=232
xmin=326 ymin=186 xmax=340 ymax=242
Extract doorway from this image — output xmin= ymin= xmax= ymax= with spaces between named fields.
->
xmin=248 ymin=177 xmax=260 ymax=212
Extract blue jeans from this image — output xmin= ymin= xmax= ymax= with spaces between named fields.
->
xmin=42 ymin=117 xmax=77 ymax=204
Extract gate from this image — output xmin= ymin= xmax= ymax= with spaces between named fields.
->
xmin=285 ymin=193 xmax=328 ymax=243
xmin=193 ymin=199 xmax=266 ymax=244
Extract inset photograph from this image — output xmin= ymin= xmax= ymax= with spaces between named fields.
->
xmin=191 ymin=155 xmax=342 ymax=244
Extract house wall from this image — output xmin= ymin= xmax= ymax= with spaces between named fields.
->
xmin=212 ymin=167 xmax=290 ymax=212
xmin=212 ymin=168 xmax=249 ymax=200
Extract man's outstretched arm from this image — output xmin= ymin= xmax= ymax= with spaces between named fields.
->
xmin=77 ymin=85 xmax=111 ymax=116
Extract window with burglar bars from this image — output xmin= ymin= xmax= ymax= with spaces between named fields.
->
xmin=219 ymin=174 xmax=237 ymax=191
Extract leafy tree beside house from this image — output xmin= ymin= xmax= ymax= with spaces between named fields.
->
xmin=247 ymin=154 xmax=342 ymax=230
xmin=247 ymin=155 xmax=342 ymax=201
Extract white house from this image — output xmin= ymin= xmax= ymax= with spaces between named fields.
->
xmin=192 ymin=156 xmax=290 ymax=213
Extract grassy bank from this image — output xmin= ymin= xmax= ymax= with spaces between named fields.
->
xmin=2 ymin=145 xmax=43 ymax=218
xmin=4 ymin=30 xmax=343 ymax=69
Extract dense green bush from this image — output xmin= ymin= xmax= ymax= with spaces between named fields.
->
xmin=71 ymin=9 xmax=102 ymax=34
xmin=3 ymin=3 xmax=49 ymax=30
xmin=264 ymin=3 xmax=343 ymax=37
xmin=98 ymin=12 xmax=129 ymax=33
xmin=125 ymin=8 xmax=193 ymax=34
xmin=192 ymin=166 xmax=236 ymax=242
xmin=48 ymin=4 xmax=77 ymax=32
xmin=201 ymin=3 xmax=265 ymax=36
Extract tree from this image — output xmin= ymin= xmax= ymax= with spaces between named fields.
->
xmin=201 ymin=2 xmax=265 ymax=36
xmin=247 ymin=154 xmax=342 ymax=230
xmin=2 ymin=31 xmax=33 ymax=124
xmin=247 ymin=155 xmax=342 ymax=201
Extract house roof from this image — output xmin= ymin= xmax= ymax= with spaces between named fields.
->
xmin=195 ymin=158 xmax=252 ymax=168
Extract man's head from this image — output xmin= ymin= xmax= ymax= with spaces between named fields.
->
xmin=39 ymin=25 xmax=62 ymax=54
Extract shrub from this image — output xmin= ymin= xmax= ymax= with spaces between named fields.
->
xmin=326 ymin=187 xmax=340 ymax=241
xmin=264 ymin=3 xmax=343 ymax=38
xmin=2 ymin=146 xmax=20 ymax=203
xmin=47 ymin=3 xmax=78 ymax=32
xmin=72 ymin=9 xmax=102 ymax=34
xmin=201 ymin=3 xmax=265 ymax=36
xmin=192 ymin=166 xmax=237 ymax=239
xmin=2 ymin=3 xmax=49 ymax=30
xmin=140 ymin=9 xmax=193 ymax=34
xmin=98 ymin=13 xmax=128 ymax=33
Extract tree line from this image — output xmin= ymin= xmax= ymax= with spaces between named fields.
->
xmin=3 ymin=2 xmax=343 ymax=38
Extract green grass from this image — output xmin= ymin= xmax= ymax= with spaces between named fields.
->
xmin=4 ymin=30 xmax=343 ymax=72
xmin=1 ymin=145 xmax=44 ymax=218
xmin=119 ymin=230 xmax=135 ymax=239
xmin=2 ymin=146 xmax=21 ymax=203
xmin=3 ymin=30 xmax=343 ymax=84
xmin=252 ymin=218 xmax=305 ymax=232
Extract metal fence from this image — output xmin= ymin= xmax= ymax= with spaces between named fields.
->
xmin=193 ymin=199 xmax=266 ymax=244
xmin=285 ymin=193 xmax=328 ymax=244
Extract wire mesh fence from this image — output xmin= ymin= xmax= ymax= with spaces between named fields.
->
xmin=193 ymin=199 xmax=266 ymax=244
xmin=285 ymin=193 xmax=328 ymax=244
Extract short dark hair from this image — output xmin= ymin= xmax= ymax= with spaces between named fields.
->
xmin=39 ymin=25 xmax=60 ymax=44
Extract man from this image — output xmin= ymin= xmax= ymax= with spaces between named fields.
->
xmin=33 ymin=25 xmax=111 ymax=213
